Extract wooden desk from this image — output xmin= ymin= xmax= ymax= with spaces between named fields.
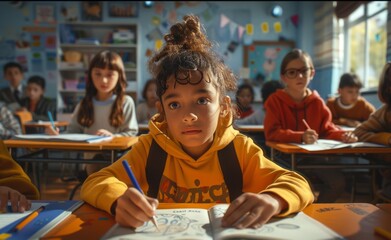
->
xmin=266 ymin=141 xmax=391 ymax=170
xmin=5 ymin=136 xmax=138 ymax=192
xmin=4 ymin=136 xmax=138 ymax=163
xmin=376 ymin=204 xmax=391 ymax=214
xmin=234 ymin=124 xmax=264 ymax=133
xmin=42 ymin=202 xmax=391 ymax=239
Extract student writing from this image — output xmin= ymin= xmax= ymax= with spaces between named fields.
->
xmin=326 ymin=73 xmax=375 ymax=127
xmin=81 ymin=15 xmax=314 ymax=230
xmin=264 ymin=48 xmax=357 ymax=202
xmin=19 ymin=75 xmax=57 ymax=122
xmin=354 ymin=62 xmax=391 ymax=200
xmin=46 ymin=50 xmax=138 ymax=175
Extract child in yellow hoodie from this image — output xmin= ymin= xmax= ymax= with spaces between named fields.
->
xmin=81 ymin=15 xmax=314 ymax=229
xmin=0 ymin=140 xmax=39 ymax=212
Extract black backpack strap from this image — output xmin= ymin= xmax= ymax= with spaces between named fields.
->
xmin=218 ymin=141 xmax=243 ymax=201
xmin=146 ymin=139 xmax=167 ymax=198
xmin=145 ymin=139 xmax=243 ymax=201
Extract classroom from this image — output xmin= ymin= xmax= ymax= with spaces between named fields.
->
xmin=0 ymin=1 xmax=391 ymax=239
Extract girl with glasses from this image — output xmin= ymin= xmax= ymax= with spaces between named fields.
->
xmin=264 ymin=48 xmax=357 ymax=203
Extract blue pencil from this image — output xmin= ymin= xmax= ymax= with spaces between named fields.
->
xmin=122 ymin=160 xmax=159 ymax=231
xmin=47 ymin=111 xmax=56 ymax=130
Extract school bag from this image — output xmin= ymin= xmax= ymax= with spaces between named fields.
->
xmin=145 ymin=139 xmax=243 ymax=201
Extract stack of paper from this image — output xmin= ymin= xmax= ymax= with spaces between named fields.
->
xmin=14 ymin=134 xmax=113 ymax=143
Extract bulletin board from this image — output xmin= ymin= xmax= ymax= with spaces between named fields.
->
xmin=243 ymin=41 xmax=295 ymax=83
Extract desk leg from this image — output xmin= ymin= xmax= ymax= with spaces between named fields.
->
xmin=291 ymin=154 xmax=296 ymax=171
xmin=111 ymin=150 xmax=115 ymax=163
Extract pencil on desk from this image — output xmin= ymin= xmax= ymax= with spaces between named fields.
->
xmin=47 ymin=111 xmax=55 ymax=130
xmin=122 ymin=160 xmax=160 ymax=231
xmin=10 ymin=206 xmax=45 ymax=232
xmin=375 ymin=226 xmax=391 ymax=240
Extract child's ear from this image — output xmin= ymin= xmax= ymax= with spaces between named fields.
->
xmin=310 ymin=68 xmax=316 ymax=79
xmin=220 ymin=96 xmax=231 ymax=117
xmin=156 ymin=101 xmax=163 ymax=114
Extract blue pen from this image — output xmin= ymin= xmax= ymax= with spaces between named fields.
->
xmin=47 ymin=111 xmax=56 ymax=130
xmin=122 ymin=160 xmax=159 ymax=231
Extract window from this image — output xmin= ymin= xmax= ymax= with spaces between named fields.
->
xmin=340 ymin=1 xmax=387 ymax=89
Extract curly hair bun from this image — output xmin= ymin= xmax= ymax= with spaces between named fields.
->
xmin=164 ymin=15 xmax=212 ymax=53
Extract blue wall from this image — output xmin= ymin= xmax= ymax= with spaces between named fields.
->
xmin=0 ymin=1 xmax=335 ymax=102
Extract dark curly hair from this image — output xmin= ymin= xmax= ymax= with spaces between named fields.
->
xmin=148 ymin=15 xmax=237 ymax=101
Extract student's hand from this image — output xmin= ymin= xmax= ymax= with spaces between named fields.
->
xmin=302 ymin=129 xmax=318 ymax=144
xmin=0 ymin=186 xmax=31 ymax=213
xmin=95 ymin=129 xmax=113 ymax=137
xmin=221 ymin=192 xmax=287 ymax=229
xmin=344 ymin=119 xmax=360 ymax=127
xmin=44 ymin=126 xmax=59 ymax=135
xmin=115 ymin=187 xmax=159 ymax=229
xmin=342 ymin=132 xmax=358 ymax=143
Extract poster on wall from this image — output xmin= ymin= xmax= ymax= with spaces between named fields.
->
xmin=108 ymin=2 xmax=139 ymax=18
xmin=35 ymin=4 xmax=56 ymax=24
xmin=243 ymin=41 xmax=295 ymax=85
xmin=82 ymin=2 xmax=102 ymax=21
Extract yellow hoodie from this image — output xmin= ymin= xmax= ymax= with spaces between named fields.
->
xmin=81 ymin=112 xmax=314 ymax=215
xmin=0 ymin=141 xmax=39 ymax=200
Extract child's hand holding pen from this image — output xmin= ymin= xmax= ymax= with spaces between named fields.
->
xmin=342 ymin=131 xmax=358 ymax=143
xmin=115 ymin=160 xmax=160 ymax=230
xmin=302 ymin=119 xmax=318 ymax=144
xmin=44 ymin=125 xmax=60 ymax=135
xmin=114 ymin=188 xmax=159 ymax=229
xmin=45 ymin=111 xmax=60 ymax=135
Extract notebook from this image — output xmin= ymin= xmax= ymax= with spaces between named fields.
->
xmin=101 ymin=204 xmax=343 ymax=240
xmin=0 ymin=200 xmax=83 ymax=240
xmin=292 ymin=139 xmax=386 ymax=151
xmin=14 ymin=134 xmax=113 ymax=143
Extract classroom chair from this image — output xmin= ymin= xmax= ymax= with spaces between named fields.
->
xmin=14 ymin=111 xmax=33 ymax=134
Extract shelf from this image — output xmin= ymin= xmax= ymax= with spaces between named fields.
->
xmin=58 ymin=22 xmax=138 ymax=113
xmin=60 ymin=43 xmax=137 ymax=48
xmin=59 ymin=67 xmax=137 ymax=72
xmin=59 ymin=22 xmax=137 ymax=27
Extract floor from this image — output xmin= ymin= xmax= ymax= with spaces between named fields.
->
xmin=36 ymin=164 xmax=376 ymax=203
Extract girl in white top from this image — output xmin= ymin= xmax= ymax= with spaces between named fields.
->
xmin=47 ymin=50 xmax=138 ymax=174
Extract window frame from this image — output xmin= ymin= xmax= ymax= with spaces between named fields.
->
xmin=342 ymin=2 xmax=387 ymax=90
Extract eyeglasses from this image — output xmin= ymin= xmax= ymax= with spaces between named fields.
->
xmin=283 ymin=68 xmax=313 ymax=79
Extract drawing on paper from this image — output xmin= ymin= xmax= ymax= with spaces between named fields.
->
xmin=136 ymin=213 xmax=209 ymax=236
